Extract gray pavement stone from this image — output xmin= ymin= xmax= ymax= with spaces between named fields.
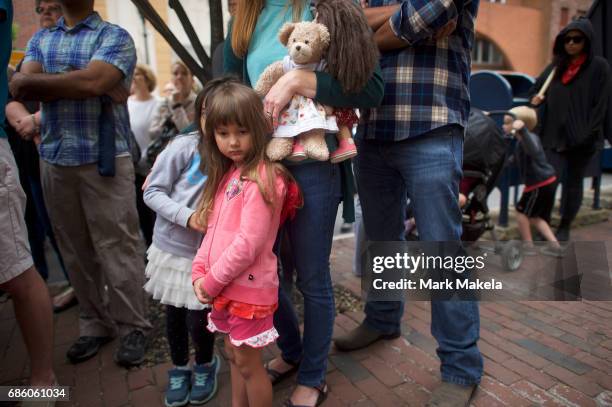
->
xmin=512 ymin=338 xmax=592 ymax=375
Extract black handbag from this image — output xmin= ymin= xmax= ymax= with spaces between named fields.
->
xmin=146 ymin=115 xmax=179 ymax=168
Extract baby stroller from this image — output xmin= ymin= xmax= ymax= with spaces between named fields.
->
xmin=460 ymin=109 xmax=523 ymax=271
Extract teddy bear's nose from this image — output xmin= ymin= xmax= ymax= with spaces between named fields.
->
xmin=296 ymin=45 xmax=301 ymax=51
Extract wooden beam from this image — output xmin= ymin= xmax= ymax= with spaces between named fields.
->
xmin=129 ymin=0 xmax=210 ymax=84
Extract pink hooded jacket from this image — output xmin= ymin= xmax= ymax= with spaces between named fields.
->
xmin=192 ymin=165 xmax=286 ymax=306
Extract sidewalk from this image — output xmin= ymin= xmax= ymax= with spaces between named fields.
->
xmin=1 ymin=221 xmax=611 ymax=406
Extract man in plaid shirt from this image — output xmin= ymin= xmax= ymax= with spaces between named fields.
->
xmin=335 ymin=1 xmax=482 ymax=405
xmin=10 ymin=0 xmax=151 ymax=367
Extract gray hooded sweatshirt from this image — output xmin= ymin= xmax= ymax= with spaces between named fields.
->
xmin=143 ymin=132 xmax=207 ymax=259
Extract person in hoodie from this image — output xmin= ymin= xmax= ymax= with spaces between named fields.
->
xmin=503 ymin=110 xmax=562 ymax=255
xmin=530 ymin=17 xmax=612 ymax=241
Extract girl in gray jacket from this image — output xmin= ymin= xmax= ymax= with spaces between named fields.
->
xmin=143 ymin=77 xmax=237 ymax=407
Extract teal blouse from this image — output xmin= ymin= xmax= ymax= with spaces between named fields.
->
xmin=222 ymin=1 xmax=384 ymax=222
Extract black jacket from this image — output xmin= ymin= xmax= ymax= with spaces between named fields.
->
xmin=515 ymin=128 xmax=557 ymax=188
xmin=529 ymin=18 xmax=612 ymax=152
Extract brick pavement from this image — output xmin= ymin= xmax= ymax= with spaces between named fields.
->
xmin=1 ymin=221 xmax=611 ymax=406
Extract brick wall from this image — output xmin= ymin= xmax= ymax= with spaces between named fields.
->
xmin=475 ymin=0 xmax=595 ymax=76
xmin=13 ymin=0 xmax=38 ymax=50
xmin=476 ymin=2 xmax=544 ymax=76
xmin=549 ymin=0 xmax=594 ymax=45
xmin=12 ymin=0 xmax=109 ymax=51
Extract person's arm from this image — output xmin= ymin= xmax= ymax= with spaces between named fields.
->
xmin=363 ymin=5 xmax=399 ymax=31
xmin=11 ymin=26 xmax=135 ymax=102
xmin=5 ymin=101 xmax=39 ymax=140
xmin=315 ymin=66 xmax=384 ymax=108
xmin=587 ymin=60 xmax=612 ymax=135
xmin=20 ymin=61 xmax=44 ymax=75
xmin=143 ymin=136 xmax=198 ymax=227
xmin=5 ymin=101 xmax=31 ymax=128
xmin=388 ymin=0 xmax=458 ymax=45
xmin=374 ymin=22 xmax=411 ymax=51
xmin=528 ymin=64 xmax=554 ymax=106
xmin=263 ymin=66 xmax=384 ymax=124
xmin=201 ymin=180 xmax=282 ymax=298
xmin=192 ymin=250 xmax=207 ymax=282
xmin=515 ymin=128 xmax=541 ymax=158
xmin=192 ymin=246 xmax=212 ymax=304
xmin=10 ymin=60 xmax=124 ymax=102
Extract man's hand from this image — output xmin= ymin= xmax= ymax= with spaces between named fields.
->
xmin=360 ymin=0 xmax=368 ymax=8
xmin=171 ymin=89 xmax=186 ymax=105
xmin=530 ymin=95 xmax=545 ymax=106
xmin=106 ymin=84 xmax=130 ymax=104
xmin=188 ymin=213 xmax=206 ymax=233
xmin=193 ymin=278 xmax=212 ymax=304
xmin=14 ymin=115 xmax=38 ymax=140
xmin=264 ymin=70 xmax=316 ymax=128
xmin=512 ymin=119 xmax=526 ymax=132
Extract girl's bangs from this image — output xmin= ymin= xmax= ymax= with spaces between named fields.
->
xmin=206 ymin=89 xmax=261 ymax=130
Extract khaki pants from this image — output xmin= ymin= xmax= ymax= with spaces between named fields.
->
xmin=40 ymin=157 xmax=151 ymax=337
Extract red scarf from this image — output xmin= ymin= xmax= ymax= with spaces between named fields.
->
xmin=562 ymin=53 xmax=587 ymax=85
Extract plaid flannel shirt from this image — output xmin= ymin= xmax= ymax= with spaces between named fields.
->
xmin=23 ymin=12 xmax=136 ymax=166
xmin=357 ymin=0 xmax=479 ymax=141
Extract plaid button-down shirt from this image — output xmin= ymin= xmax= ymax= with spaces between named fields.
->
xmin=24 ymin=12 xmax=136 ymax=166
xmin=357 ymin=0 xmax=479 ymax=141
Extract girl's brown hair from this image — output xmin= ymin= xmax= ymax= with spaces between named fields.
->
xmin=315 ymin=0 xmax=379 ymax=93
xmin=231 ymin=0 xmax=305 ymax=58
xmin=195 ymin=79 xmax=298 ymax=227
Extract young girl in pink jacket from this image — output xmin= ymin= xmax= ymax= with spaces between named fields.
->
xmin=192 ymin=80 xmax=301 ymax=407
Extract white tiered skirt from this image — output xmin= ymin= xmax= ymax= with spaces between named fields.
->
xmin=144 ymin=244 xmax=207 ymax=310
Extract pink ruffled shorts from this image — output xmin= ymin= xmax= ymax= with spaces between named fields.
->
xmin=207 ymin=308 xmax=278 ymax=348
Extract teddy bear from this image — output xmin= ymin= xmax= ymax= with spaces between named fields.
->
xmin=254 ymin=21 xmax=336 ymax=162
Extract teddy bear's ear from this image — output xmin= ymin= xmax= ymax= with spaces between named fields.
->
xmin=317 ymin=23 xmax=331 ymax=48
xmin=278 ymin=23 xmax=296 ymax=46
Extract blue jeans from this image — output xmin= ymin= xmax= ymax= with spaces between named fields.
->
xmin=274 ymin=161 xmax=342 ymax=387
xmin=354 ymin=125 xmax=483 ymax=386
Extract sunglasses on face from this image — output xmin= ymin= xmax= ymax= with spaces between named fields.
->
xmin=35 ymin=5 xmax=62 ymax=15
xmin=564 ymin=35 xmax=584 ymax=45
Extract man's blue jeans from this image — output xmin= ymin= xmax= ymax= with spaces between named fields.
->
xmin=354 ymin=125 xmax=483 ymax=386
xmin=274 ymin=161 xmax=342 ymax=387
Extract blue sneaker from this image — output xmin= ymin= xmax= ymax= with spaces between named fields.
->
xmin=165 ymin=368 xmax=191 ymax=407
xmin=190 ymin=354 xmax=221 ymax=404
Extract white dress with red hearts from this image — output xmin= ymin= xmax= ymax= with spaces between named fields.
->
xmin=273 ymin=56 xmax=338 ymax=138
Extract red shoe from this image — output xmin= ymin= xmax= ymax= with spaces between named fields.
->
xmin=287 ymin=140 xmax=307 ymax=162
xmin=330 ymin=138 xmax=357 ymax=163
